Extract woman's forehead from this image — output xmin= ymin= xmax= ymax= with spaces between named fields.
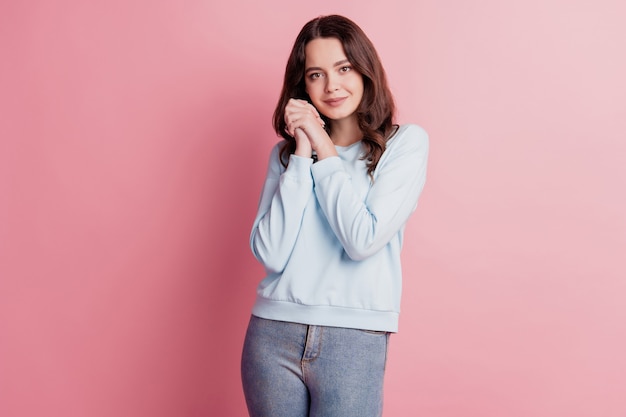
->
xmin=305 ymin=38 xmax=348 ymax=66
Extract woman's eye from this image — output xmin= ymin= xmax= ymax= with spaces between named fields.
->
xmin=309 ymin=73 xmax=322 ymax=80
xmin=340 ymin=66 xmax=352 ymax=73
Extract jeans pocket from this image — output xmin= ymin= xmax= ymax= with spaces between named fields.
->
xmin=356 ymin=329 xmax=390 ymax=371
xmin=358 ymin=329 xmax=389 ymax=335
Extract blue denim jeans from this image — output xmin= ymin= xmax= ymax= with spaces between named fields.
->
xmin=241 ymin=315 xmax=389 ymax=417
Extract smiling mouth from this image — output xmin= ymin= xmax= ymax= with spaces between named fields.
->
xmin=324 ymin=97 xmax=347 ymax=107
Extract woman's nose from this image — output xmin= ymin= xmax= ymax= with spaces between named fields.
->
xmin=325 ymin=74 xmax=339 ymax=93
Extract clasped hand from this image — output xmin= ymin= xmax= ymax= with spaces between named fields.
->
xmin=284 ymin=99 xmax=336 ymax=160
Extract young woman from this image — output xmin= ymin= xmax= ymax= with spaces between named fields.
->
xmin=241 ymin=15 xmax=429 ymax=417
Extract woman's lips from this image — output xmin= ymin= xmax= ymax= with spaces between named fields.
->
xmin=324 ymin=97 xmax=347 ymax=107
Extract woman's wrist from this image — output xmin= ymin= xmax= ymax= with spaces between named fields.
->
xmin=294 ymin=147 xmax=313 ymax=158
xmin=293 ymin=128 xmax=313 ymax=158
xmin=313 ymin=141 xmax=338 ymax=161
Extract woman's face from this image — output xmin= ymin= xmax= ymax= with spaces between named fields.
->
xmin=304 ymin=37 xmax=364 ymax=123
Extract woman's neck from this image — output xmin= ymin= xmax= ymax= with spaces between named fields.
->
xmin=329 ymin=116 xmax=362 ymax=147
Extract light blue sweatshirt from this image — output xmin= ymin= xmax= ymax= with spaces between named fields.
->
xmin=249 ymin=124 xmax=429 ymax=332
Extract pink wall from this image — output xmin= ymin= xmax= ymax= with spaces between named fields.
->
xmin=1 ymin=1 xmax=624 ymax=416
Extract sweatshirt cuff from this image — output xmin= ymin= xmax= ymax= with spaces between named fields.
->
xmin=284 ymin=154 xmax=314 ymax=180
xmin=311 ymin=156 xmax=345 ymax=182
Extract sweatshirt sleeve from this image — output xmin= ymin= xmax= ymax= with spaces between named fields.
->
xmin=311 ymin=124 xmax=429 ymax=261
xmin=250 ymin=144 xmax=314 ymax=273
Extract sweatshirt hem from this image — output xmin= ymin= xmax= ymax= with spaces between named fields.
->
xmin=251 ymin=296 xmax=399 ymax=333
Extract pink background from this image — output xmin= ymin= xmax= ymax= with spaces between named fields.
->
xmin=1 ymin=1 xmax=625 ymax=416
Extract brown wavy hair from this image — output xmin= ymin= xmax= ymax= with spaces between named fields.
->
xmin=272 ymin=15 xmax=396 ymax=175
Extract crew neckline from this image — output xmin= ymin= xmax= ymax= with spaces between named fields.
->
xmin=335 ymin=140 xmax=363 ymax=151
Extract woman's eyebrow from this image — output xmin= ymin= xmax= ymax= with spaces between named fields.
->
xmin=305 ymin=59 xmax=350 ymax=73
xmin=333 ymin=59 xmax=350 ymax=67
